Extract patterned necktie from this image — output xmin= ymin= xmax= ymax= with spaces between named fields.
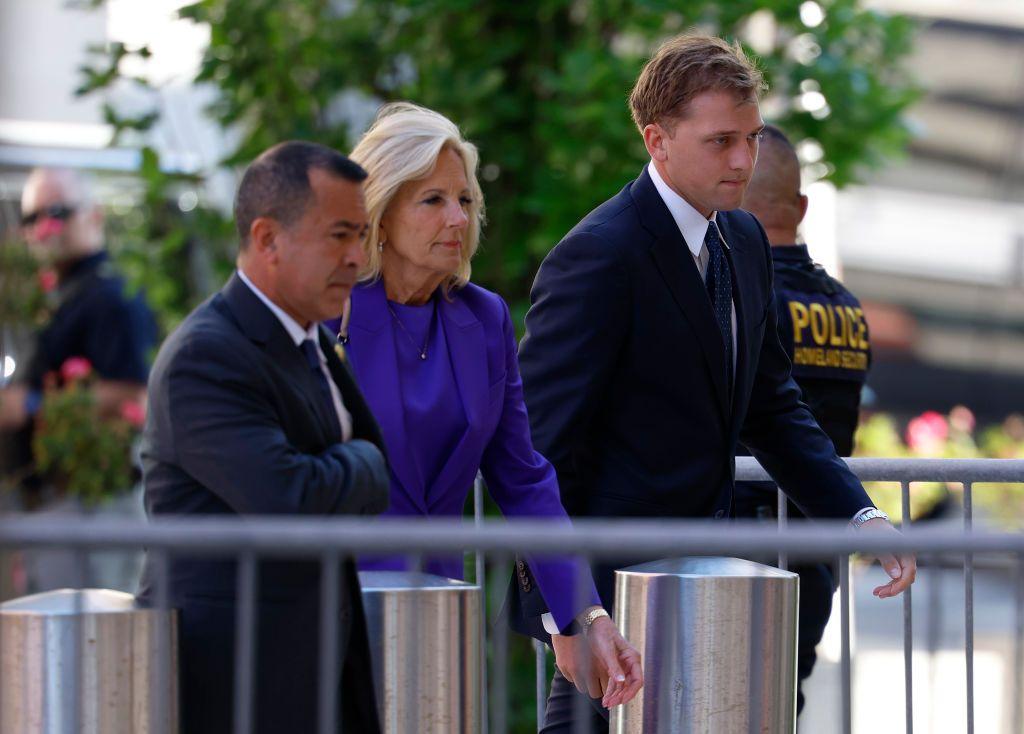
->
xmin=704 ymin=223 xmax=733 ymax=391
xmin=300 ymin=339 xmax=342 ymax=440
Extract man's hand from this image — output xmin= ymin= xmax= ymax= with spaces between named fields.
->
xmin=0 ymin=385 xmax=29 ymax=430
xmin=551 ymin=612 xmax=643 ymax=709
xmin=858 ymin=517 xmax=917 ymax=599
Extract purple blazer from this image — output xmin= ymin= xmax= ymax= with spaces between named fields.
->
xmin=342 ymin=279 xmax=599 ymax=631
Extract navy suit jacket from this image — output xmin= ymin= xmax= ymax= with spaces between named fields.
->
xmin=138 ymin=274 xmax=389 ymax=734
xmin=516 ymin=167 xmax=873 ymax=613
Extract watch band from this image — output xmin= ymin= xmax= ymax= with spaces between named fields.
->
xmin=850 ymin=507 xmax=889 ymax=530
xmin=580 ymin=607 xmax=610 ymax=633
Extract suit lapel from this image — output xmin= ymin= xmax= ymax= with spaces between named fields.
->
xmin=423 ymin=292 xmax=487 ymax=506
xmin=438 ymin=293 xmax=487 ymax=429
xmin=318 ymin=326 xmax=384 ymax=448
xmin=221 ymin=274 xmax=338 ymax=443
xmin=347 ymin=282 xmax=426 ymax=512
xmin=632 ymin=170 xmax=730 ymax=422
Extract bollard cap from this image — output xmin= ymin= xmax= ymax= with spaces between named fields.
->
xmin=615 ymin=556 xmax=798 ymax=580
xmin=358 ymin=570 xmax=478 ymax=592
xmin=0 ymin=588 xmax=137 ymax=616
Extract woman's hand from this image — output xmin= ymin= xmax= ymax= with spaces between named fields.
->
xmin=551 ymin=611 xmax=643 ymax=709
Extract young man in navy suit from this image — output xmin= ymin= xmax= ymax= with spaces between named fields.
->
xmin=516 ymin=34 xmax=916 ymax=732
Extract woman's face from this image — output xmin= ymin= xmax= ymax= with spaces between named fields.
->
xmin=380 ymin=146 xmax=471 ymax=282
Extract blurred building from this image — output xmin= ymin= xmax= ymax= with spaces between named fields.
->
xmin=0 ymin=0 xmax=226 ymax=228
xmin=820 ymin=0 xmax=1024 ymax=423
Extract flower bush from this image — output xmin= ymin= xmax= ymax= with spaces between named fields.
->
xmin=31 ymin=358 xmax=145 ymax=506
xmin=855 ymin=406 xmax=1024 ymax=527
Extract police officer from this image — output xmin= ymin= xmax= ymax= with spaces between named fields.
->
xmin=735 ymin=125 xmax=871 ymax=714
xmin=0 ymin=168 xmax=157 ymax=491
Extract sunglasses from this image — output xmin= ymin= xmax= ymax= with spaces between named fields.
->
xmin=21 ymin=204 xmax=77 ymax=228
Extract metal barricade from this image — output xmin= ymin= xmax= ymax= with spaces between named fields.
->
xmin=0 ymin=457 xmax=1022 ymax=733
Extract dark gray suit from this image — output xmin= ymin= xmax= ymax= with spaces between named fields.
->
xmin=138 ymin=273 xmax=389 ymax=734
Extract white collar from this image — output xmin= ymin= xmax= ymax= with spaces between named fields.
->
xmin=647 ymin=161 xmax=720 ymax=259
xmin=236 ymin=269 xmax=319 ymax=347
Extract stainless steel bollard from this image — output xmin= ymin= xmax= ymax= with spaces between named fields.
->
xmin=0 ymin=588 xmax=178 ymax=734
xmin=360 ymin=571 xmax=482 ymax=734
xmin=611 ymin=557 xmax=798 ymax=734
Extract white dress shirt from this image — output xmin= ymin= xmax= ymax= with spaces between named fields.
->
xmin=237 ymin=269 xmax=353 ymax=442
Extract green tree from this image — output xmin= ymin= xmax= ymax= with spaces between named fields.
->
xmin=80 ymin=0 xmax=918 ymax=329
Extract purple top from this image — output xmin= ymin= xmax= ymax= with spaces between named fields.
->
xmin=359 ymin=297 xmax=468 ymax=576
xmin=389 ymin=298 xmax=467 ymax=489
xmin=340 ymin=279 xmax=600 ymax=631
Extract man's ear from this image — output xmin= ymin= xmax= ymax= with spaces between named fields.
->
xmin=642 ymin=123 xmax=670 ymax=162
xmin=796 ymin=194 xmax=809 ymax=225
xmin=249 ymin=217 xmax=279 ymax=261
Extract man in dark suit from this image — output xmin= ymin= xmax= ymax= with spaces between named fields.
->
xmin=516 ymin=34 xmax=916 ymax=731
xmin=138 ymin=141 xmax=390 ymax=734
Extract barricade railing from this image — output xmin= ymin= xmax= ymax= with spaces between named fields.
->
xmin=1 ymin=455 xmax=1022 ymax=733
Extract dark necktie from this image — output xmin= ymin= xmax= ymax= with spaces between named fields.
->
xmin=300 ymin=338 xmax=342 ymax=440
xmin=704 ymin=223 xmax=733 ymax=391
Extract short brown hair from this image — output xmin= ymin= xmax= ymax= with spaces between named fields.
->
xmin=629 ymin=33 xmax=766 ymax=131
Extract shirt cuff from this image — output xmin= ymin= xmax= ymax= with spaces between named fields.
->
xmin=541 ymin=612 xmax=560 ymax=636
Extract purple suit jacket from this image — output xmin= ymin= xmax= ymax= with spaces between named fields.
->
xmin=343 ymin=279 xmax=599 ymax=630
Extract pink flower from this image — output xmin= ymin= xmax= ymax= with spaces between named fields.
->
xmin=37 ymin=269 xmax=58 ymax=293
xmin=119 ymin=400 xmax=146 ymax=428
xmin=906 ymin=411 xmax=948 ymax=455
xmin=60 ymin=357 xmax=92 ymax=383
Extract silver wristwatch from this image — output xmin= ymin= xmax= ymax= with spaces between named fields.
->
xmin=849 ymin=507 xmax=889 ymax=530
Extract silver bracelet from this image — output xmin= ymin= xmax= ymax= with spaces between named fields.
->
xmin=579 ymin=607 xmax=610 ymax=634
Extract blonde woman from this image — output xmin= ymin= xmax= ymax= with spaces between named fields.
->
xmin=329 ymin=103 xmax=642 ymax=711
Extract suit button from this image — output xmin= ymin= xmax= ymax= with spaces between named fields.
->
xmin=714 ymin=510 xmax=725 ymax=519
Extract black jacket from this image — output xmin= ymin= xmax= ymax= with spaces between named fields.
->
xmin=138 ymin=273 xmax=389 ymax=734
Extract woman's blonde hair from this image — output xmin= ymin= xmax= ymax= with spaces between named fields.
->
xmin=350 ymin=102 xmax=485 ymax=291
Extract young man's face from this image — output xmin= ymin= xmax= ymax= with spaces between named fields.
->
xmin=644 ymin=89 xmax=765 ymax=218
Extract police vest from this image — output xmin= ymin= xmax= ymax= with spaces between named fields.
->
xmin=773 ymin=252 xmax=870 ymax=385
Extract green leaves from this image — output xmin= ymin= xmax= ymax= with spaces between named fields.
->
xmin=79 ymin=0 xmax=919 ymax=329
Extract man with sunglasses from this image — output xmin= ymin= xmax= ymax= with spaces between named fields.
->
xmin=0 ymin=168 xmax=156 ymax=452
